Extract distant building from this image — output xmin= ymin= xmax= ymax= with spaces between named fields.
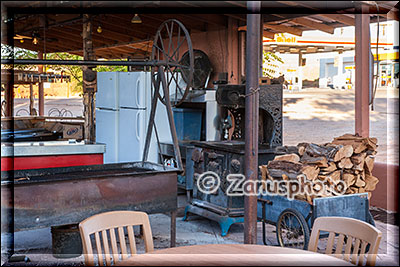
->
xmin=263 ymin=20 xmax=399 ymax=90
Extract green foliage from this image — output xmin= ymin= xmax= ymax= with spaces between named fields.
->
xmin=1 ymin=45 xmax=129 ymax=95
xmin=1 ymin=45 xmax=38 ymax=70
xmin=262 ymin=51 xmax=283 ymax=78
xmin=45 ymin=52 xmax=84 ymax=94
xmin=94 ymin=61 xmax=128 ymax=72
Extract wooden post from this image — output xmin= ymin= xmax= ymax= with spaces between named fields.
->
xmin=2 ymin=7 xmax=15 ymax=261
xmin=355 ymin=5 xmax=370 ymax=137
xmin=38 ymin=52 xmax=44 ymax=116
xmin=29 ymin=83 xmax=35 ymax=115
xmin=82 ymin=14 xmax=96 ymax=142
xmin=4 ymin=77 xmax=13 ymax=118
xmin=244 ymin=1 xmax=261 ymax=245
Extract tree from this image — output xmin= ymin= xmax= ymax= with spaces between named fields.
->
xmin=1 ymin=45 xmax=38 ymax=71
xmin=262 ymin=50 xmax=283 ymax=78
xmin=1 ymin=45 xmax=129 ymax=95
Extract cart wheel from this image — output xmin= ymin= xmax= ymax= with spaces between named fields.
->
xmin=151 ymin=19 xmax=194 ymax=107
xmin=276 ymin=208 xmax=310 ymax=250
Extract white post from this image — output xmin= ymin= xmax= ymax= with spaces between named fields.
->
xmin=298 ymin=52 xmax=303 ymax=91
xmin=338 ymin=52 xmax=344 ymax=89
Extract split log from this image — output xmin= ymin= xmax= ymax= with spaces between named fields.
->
xmin=364 ymin=137 xmax=377 ymax=151
xmin=350 ymin=186 xmax=359 ymax=193
xmin=266 ymin=160 xmax=303 ymax=179
xmin=332 ymin=133 xmax=377 ymax=153
xmin=332 ymin=139 xmax=366 ymax=154
xmin=267 ymin=160 xmax=303 ymax=172
xmin=338 ymin=157 xmax=353 ymax=169
xmin=320 ymin=162 xmax=337 ymax=174
xmin=286 ymin=146 xmax=300 ymax=155
xmin=343 ymin=173 xmax=356 ymax=187
xmin=268 ymin=169 xmax=299 ymax=180
xmin=305 ymin=143 xmax=338 ymax=159
xmin=354 ymin=175 xmax=366 ymax=187
xmin=259 ymin=165 xmax=269 ymax=181
xmin=327 ymin=170 xmax=341 ymax=183
xmin=298 ymin=146 xmax=306 ymax=156
xmin=301 ymin=165 xmax=320 ymax=181
xmin=351 ymin=152 xmax=366 ymax=171
xmin=364 ymin=174 xmax=379 ymax=191
xmin=364 ymin=156 xmax=375 ymax=175
xmin=333 ymin=145 xmax=354 ymax=162
xmin=274 ymin=153 xmax=300 ymax=163
xmin=275 ymin=145 xmax=300 ymax=155
xmin=334 ymin=133 xmax=363 ymax=141
xmin=301 ymin=154 xmax=329 ymax=167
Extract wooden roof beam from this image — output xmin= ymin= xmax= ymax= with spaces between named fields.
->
xmin=290 ymin=17 xmax=335 ymax=34
xmin=68 ymin=39 xmax=153 ymax=54
xmin=238 ymin=25 xmax=276 ymax=39
xmin=319 ymin=14 xmax=355 ymax=26
xmin=263 ymin=31 xmax=276 ymax=39
xmin=386 ymin=9 xmax=399 ymax=21
xmin=263 ymin=23 xmax=303 ymax=36
xmin=61 ymin=25 xmax=134 ymax=45
xmin=224 ymin=14 xmax=246 ymax=22
xmin=178 ymin=14 xmax=227 ymax=26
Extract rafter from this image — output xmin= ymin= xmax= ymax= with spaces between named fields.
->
xmin=290 ymin=17 xmax=335 ymax=34
xmin=238 ymin=25 xmax=276 ymax=39
xmin=224 ymin=14 xmax=246 ymax=22
xmin=263 ymin=31 xmax=276 ymax=39
xmin=319 ymin=14 xmax=355 ymax=26
xmin=263 ymin=23 xmax=302 ymax=36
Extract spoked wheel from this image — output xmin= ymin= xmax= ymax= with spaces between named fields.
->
xmin=151 ymin=19 xmax=194 ymax=107
xmin=276 ymin=208 xmax=310 ymax=250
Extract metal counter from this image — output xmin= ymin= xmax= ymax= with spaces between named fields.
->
xmin=1 ymin=140 xmax=105 ymax=157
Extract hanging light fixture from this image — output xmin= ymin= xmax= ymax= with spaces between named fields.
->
xmin=97 ymin=25 xmax=103 ymax=33
xmin=131 ymin=14 xmax=142 ymax=24
xmin=32 ymin=37 xmax=39 ymax=45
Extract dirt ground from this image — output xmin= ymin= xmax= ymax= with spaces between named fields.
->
xmin=282 ymin=87 xmax=398 ymax=164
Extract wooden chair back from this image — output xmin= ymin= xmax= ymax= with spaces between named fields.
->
xmin=79 ymin=211 xmax=154 ymax=266
xmin=308 ymin=216 xmax=382 ymax=266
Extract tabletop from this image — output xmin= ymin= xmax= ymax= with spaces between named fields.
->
xmin=115 ymin=244 xmax=353 ymax=266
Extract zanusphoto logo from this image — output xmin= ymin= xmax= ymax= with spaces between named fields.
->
xmin=196 ymin=171 xmax=347 ymax=199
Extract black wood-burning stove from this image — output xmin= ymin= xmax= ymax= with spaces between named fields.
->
xmin=183 ymin=84 xmax=283 ymax=236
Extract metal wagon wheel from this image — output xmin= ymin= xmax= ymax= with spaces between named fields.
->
xmin=276 ymin=208 xmax=310 ymax=250
xmin=15 ymin=108 xmax=29 ymax=116
xmin=151 ymin=19 xmax=194 ymax=107
xmin=60 ymin=108 xmax=73 ymax=117
xmin=48 ymin=107 xmax=61 ymax=117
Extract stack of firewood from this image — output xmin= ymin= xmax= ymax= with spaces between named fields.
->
xmin=259 ymin=134 xmax=379 ymax=204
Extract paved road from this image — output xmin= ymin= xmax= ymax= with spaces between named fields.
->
xmin=10 ymin=88 xmax=399 ymax=164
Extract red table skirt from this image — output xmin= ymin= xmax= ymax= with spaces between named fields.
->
xmin=1 ymin=154 xmax=103 ymax=171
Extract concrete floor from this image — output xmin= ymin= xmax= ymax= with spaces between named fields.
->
xmin=3 ymin=194 xmax=399 ymax=266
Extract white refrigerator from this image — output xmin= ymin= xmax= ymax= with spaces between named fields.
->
xmin=96 ymin=72 xmax=155 ymax=163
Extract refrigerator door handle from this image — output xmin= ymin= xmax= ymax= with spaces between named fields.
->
xmin=136 ymin=79 xmax=141 ymax=108
xmin=136 ymin=112 xmax=141 ymax=141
